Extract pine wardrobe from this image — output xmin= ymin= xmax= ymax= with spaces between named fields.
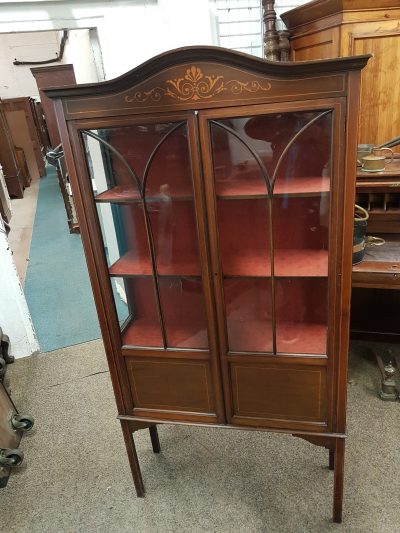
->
xmin=46 ymin=47 xmax=368 ymax=523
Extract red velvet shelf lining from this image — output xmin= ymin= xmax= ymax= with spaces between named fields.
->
xmin=95 ymin=176 xmax=329 ymax=203
xmin=122 ymin=318 xmax=208 ymax=349
xmin=95 ymin=183 xmax=193 ymax=203
xmin=121 ymin=317 xmax=326 ymax=354
xmin=275 ymin=249 xmax=328 ymax=277
xmin=110 ymin=248 xmax=327 ymax=277
xmin=223 ymin=249 xmax=328 ymax=277
xmin=109 ymin=250 xmax=201 ymax=276
xmin=227 ymin=319 xmax=326 ymax=355
xmin=277 ymin=322 xmax=327 ymax=354
xmin=216 ymin=175 xmax=330 ymax=198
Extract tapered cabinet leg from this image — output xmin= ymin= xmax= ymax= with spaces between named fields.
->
xmin=328 ymin=449 xmax=335 ymax=471
xmin=333 ymin=438 xmax=345 ymax=523
xmin=120 ymin=420 xmax=145 ymax=497
xmin=149 ymin=425 xmax=161 ymax=454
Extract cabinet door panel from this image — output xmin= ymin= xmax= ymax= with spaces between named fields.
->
xmin=126 ymin=358 xmax=215 ymax=414
xmin=223 ymin=278 xmax=273 ymax=353
xmin=204 ymin=108 xmax=332 ymax=357
xmin=82 ymin=121 xmax=209 ymax=351
xmin=200 ymin=102 xmax=338 ymax=428
xmin=230 ymin=360 xmax=327 ymax=426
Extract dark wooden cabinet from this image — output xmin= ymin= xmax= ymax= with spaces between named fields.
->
xmin=0 ymin=103 xmax=23 ymax=199
xmin=2 ymin=97 xmax=45 ymax=179
xmin=351 ymin=162 xmax=400 ymax=341
xmin=45 ymin=47 xmax=368 ymax=523
xmin=31 ymin=64 xmax=76 ymax=148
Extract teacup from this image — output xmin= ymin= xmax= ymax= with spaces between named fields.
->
xmin=359 ymin=147 xmax=394 ymax=172
xmin=357 ymin=144 xmax=374 ymax=165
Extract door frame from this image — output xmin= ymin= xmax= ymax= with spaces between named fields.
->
xmin=197 ymin=98 xmax=346 ymax=430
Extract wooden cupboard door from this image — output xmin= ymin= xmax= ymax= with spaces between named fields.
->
xmin=125 ymin=356 xmax=217 ymax=421
xmin=229 ymin=357 xmax=327 ymax=430
xmin=350 ymin=30 xmax=400 ymax=147
xmin=199 ymin=101 xmax=341 ymax=429
xmin=76 ymin=113 xmax=224 ymax=421
xmin=290 ymin=27 xmax=340 ymax=61
xmin=81 ymin=118 xmax=211 ymax=350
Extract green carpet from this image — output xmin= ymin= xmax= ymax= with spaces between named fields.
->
xmin=24 ymin=167 xmax=101 ymax=352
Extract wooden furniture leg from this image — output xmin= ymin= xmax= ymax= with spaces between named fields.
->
xmin=333 ymin=438 xmax=345 ymax=523
xmin=120 ymin=419 xmax=145 ymax=497
xmin=149 ymin=425 xmax=161 ymax=454
xmin=328 ymin=448 xmax=335 ymax=471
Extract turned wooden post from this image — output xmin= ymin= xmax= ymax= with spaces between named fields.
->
xmin=262 ymin=0 xmax=280 ymax=61
xmin=278 ymin=30 xmax=291 ymax=61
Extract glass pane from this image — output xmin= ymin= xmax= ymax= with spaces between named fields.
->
xmin=159 ymin=277 xmax=208 ymax=349
xmin=111 ymin=277 xmax=129 ymax=327
xmin=210 ymin=110 xmax=332 ymax=356
xmin=145 ymin=125 xmax=208 ymax=349
xmin=122 ymin=278 xmax=163 ymax=348
xmin=275 ymin=278 xmax=328 ymax=354
xmin=95 ymin=203 xmax=151 ymax=273
xmin=272 ymin=196 xmax=329 ymax=277
xmin=273 ymin=112 xmax=331 ymax=355
xmin=217 ymin=199 xmax=270 ymax=276
xmin=224 ymin=278 xmax=273 ymax=352
xmin=210 ymin=122 xmax=272 ymax=353
xmin=83 ymin=122 xmax=208 ymax=350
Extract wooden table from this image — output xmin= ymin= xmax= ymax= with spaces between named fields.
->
xmin=351 ymin=161 xmax=400 ymax=399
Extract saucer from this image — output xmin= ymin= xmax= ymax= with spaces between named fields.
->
xmin=360 ymin=168 xmax=385 ymax=173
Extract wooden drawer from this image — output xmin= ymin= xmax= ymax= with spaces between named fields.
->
xmin=352 ymin=269 xmax=400 ymax=289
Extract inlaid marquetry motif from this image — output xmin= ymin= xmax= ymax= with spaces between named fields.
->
xmin=125 ymin=65 xmax=272 ymax=103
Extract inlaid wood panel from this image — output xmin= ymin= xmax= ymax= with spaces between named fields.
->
xmin=230 ymin=360 xmax=327 ymax=425
xmin=126 ymin=358 xmax=214 ymax=414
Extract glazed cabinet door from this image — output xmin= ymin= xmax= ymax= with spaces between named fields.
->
xmin=71 ymin=113 xmax=224 ymax=424
xmin=199 ymin=100 xmax=344 ymax=432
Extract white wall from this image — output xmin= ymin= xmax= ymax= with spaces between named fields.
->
xmin=63 ymin=28 xmax=100 ymax=83
xmin=0 ymin=215 xmax=39 ymax=359
xmin=0 ymin=0 xmax=219 ymax=82
xmin=276 ymin=0 xmax=309 ymax=25
xmin=0 ymin=30 xmax=62 ymax=98
xmin=0 ymin=27 xmax=102 ymax=99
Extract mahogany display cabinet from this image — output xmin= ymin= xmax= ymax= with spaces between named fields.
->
xmin=45 ymin=47 xmax=368 ymax=523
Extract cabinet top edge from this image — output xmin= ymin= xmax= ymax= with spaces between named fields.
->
xmin=43 ymin=46 xmax=370 ymax=100
xmin=281 ymin=0 xmax=400 ymax=29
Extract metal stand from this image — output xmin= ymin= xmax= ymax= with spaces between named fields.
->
xmin=376 ymin=355 xmax=399 ymax=401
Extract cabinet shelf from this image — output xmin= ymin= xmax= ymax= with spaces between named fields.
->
xmin=216 ymin=176 xmax=329 ymax=199
xmin=122 ymin=317 xmax=208 ymax=349
xmin=95 ymin=183 xmax=193 ymax=203
xmin=228 ymin=319 xmax=326 ymax=355
xmin=109 ymin=250 xmax=201 ymax=277
xmin=95 ymin=176 xmax=329 ymax=204
xmin=109 ymin=248 xmax=327 ymax=278
xmin=223 ymin=248 xmax=328 ymax=277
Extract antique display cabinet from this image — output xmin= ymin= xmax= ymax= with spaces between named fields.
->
xmin=45 ymin=47 xmax=368 ymax=523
